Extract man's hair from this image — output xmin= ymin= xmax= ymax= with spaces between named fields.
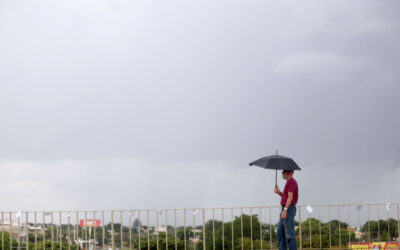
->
xmin=283 ymin=170 xmax=294 ymax=174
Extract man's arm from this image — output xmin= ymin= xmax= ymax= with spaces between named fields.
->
xmin=274 ymin=186 xmax=282 ymax=197
xmin=281 ymin=192 xmax=293 ymax=219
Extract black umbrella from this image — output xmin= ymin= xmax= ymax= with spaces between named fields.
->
xmin=249 ymin=152 xmax=301 ymax=187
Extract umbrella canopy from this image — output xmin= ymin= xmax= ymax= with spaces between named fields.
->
xmin=249 ymin=154 xmax=301 ymax=186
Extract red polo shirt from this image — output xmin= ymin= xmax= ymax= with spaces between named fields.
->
xmin=280 ymin=177 xmax=298 ymax=206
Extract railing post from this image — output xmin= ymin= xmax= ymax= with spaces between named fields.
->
xmin=319 ymin=205 xmax=321 ymax=249
xmin=259 ymin=207 xmax=262 ymax=250
xmin=328 ymin=206 xmax=331 ymax=248
xmin=213 ymin=208 xmax=215 ymax=250
xmin=222 ymin=208 xmax=225 ymax=250
xmin=111 ymin=210 xmax=114 ymax=250
xmin=165 ymin=209 xmax=168 ymax=250
xmin=397 ymin=204 xmax=400 ymax=245
xmin=51 ymin=211 xmax=54 ymax=250
xmin=156 ymin=210 xmax=159 ymax=250
xmin=299 ymin=206 xmax=302 ymax=250
xmin=102 ymin=210 xmax=105 ymax=248
xmin=377 ymin=205 xmax=380 ymax=242
xmin=240 ymin=208 xmax=243 ymax=250
xmin=33 ymin=211 xmax=37 ymax=250
xmin=26 ymin=211 xmax=29 ymax=250
xmin=357 ymin=206 xmax=361 ymax=243
xmin=231 ymin=208 xmax=234 ymax=250
xmin=367 ymin=205 xmax=371 ymax=242
xmin=139 ymin=210 xmax=141 ymax=250
xmin=17 ymin=212 xmax=20 ymax=250
xmin=309 ymin=208 xmax=312 ymax=248
xmin=0 ymin=212 xmax=3 ymax=250
xmin=67 ymin=212 xmax=70 ymax=250
xmin=202 ymin=208 xmax=206 ymax=250
xmin=348 ymin=206 xmax=351 ymax=245
xmin=9 ymin=212 xmax=12 ymax=250
xmin=120 ymin=210 xmax=124 ymax=249
xmin=147 ymin=210 xmax=150 ymax=250
xmin=84 ymin=211 xmax=88 ymax=249
xmin=75 ymin=211 xmax=78 ymax=250
xmin=250 ymin=208 xmax=253 ymax=250
xmin=174 ymin=209 xmax=177 ymax=250
xmin=129 ymin=211 xmax=132 ymax=250
xmin=93 ymin=211 xmax=96 ymax=249
xmin=387 ymin=208 xmax=390 ymax=242
xmin=183 ymin=209 xmax=186 ymax=250
xmin=192 ymin=209 xmax=196 ymax=250
xmin=43 ymin=212 xmax=46 ymax=250
xmin=338 ymin=206 xmax=341 ymax=248
xmin=59 ymin=211 xmax=62 ymax=250
xmin=269 ymin=207 xmax=272 ymax=250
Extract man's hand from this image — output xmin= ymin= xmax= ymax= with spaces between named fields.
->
xmin=274 ymin=186 xmax=281 ymax=194
xmin=281 ymin=209 xmax=287 ymax=219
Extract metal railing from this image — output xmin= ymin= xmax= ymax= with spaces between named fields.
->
xmin=1 ymin=203 xmax=399 ymax=249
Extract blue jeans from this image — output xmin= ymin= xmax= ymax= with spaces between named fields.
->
xmin=277 ymin=205 xmax=297 ymax=250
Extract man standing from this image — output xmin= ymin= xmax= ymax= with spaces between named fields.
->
xmin=274 ymin=170 xmax=299 ymax=250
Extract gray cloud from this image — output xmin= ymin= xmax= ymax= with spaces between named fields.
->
xmin=0 ymin=0 xmax=399 ymax=210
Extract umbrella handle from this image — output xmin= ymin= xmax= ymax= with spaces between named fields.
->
xmin=275 ymin=169 xmax=277 ymax=187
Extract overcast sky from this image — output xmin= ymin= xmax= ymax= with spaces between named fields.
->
xmin=0 ymin=0 xmax=399 ymax=211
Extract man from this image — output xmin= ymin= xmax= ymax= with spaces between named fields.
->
xmin=274 ymin=169 xmax=299 ymax=250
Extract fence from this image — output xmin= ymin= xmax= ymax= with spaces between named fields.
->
xmin=0 ymin=203 xmax=399 ymax=250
